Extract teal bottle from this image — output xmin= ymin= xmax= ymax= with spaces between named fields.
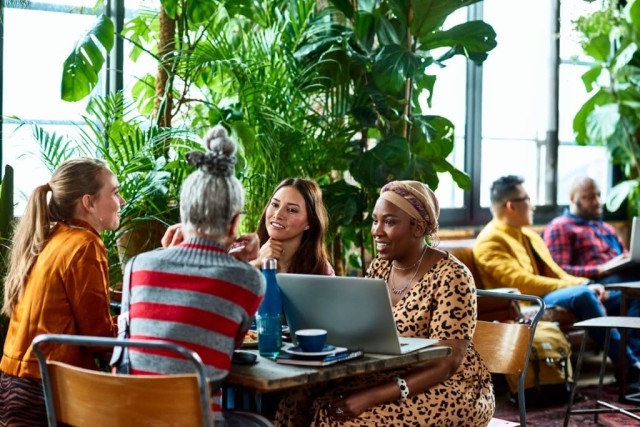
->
xmin=257 ymin=258 xmax=282 ymax=357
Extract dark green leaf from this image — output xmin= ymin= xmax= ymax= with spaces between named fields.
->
xmin=161 ymin=0 xmax=179 ymax=19
xmin=187 ymin=0 xmax=217 ymax=25
xmin=372 ymin=45 xmax=421 ymax=95
xmin=573 ymin=89 xmax=615 ymax=145
xmin=329 ymin=0 xmax=354 ymax=19
xmin=583 ymin=34 xmax=611 ymax=62
xmin=411 ymin=0 xmax=482 ymax=38
xmin=581 ymin=65 xmax=602 ymax=92
xmin=586 ymin=104 xmax=620 ymax=144
xmin=350 ymin=136 xmax=411 ymax=188
xmin=606 ymin=180 xmax=638 ymax=212
xmin=377 ymin=16 xmax=401 ymax=45
xmin=61 ymin=14 xmax=114 ymax=102
xmin=420 ymin=21 xmax=497 ymax=56
xmin=322 ymin=180 xmax=364 ymax=227
xmin=354 ymin=11 xmax=376 ymax=52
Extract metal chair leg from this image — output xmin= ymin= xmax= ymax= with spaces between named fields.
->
xmin=564 ymin=330 xmax=588 ymax=427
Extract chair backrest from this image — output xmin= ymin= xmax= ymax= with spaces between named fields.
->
xmin=474 ymin=321 xmax=531 ymax=375
xmin=474 ymin=289 xmax=545 ymax=427
xmin=31 ymin=334 xmax=213 ymax=427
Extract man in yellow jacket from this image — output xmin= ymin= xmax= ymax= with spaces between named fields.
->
xmin=473 ymin=175 xmax=640 ymax=393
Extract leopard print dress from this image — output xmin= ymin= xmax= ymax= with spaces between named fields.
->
xmin=274 ymin=252 xmax=495 ymax=426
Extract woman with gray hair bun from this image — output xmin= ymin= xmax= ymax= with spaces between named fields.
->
xmin=127 ymin=125 xmax=271 ymax=426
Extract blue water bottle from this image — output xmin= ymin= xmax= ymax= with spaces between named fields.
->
xmin=257 ymin=258 xmax=282 ymax=358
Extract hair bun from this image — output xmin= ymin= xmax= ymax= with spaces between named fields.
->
xmin=186 ymin=125 xmax=237 ymax=177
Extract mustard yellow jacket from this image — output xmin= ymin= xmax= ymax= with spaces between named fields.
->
xmin=1 ymin=219 xmax=116 ymax=378
xmin=473 ymin=219 xmax=586 ymax=297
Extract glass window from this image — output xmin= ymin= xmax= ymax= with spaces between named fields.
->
xmin=3 ymin=4 xmax=102 ymax=213
xmin=557 ymin=0 xmax=609 ymax=206
xmin=419 ymin=8 xmax=467 ymax=208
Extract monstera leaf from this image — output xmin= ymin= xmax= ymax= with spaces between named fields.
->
xmin=61 ymin=14 xmax=114 ymax=101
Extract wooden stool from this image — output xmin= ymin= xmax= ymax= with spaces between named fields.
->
xmin=564 ymin=317 xmax=640 ymax=426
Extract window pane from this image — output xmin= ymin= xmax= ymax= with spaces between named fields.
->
xmin=480 ymin=139 xmax=542 ymax=207
xmin=557 ymin=145 xmax=609 ymax=206
xmin=559 ymin=0 xmax=604 ymax=61
xmin=3 ymin=7 xmax=101 ymax=213
xmin=419 ymin=8 xmax=467 ymax=208
xmin=481 ymin=0 xmax=555 ymax=206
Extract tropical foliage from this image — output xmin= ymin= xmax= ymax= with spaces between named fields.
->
xmin=21 ymin=93 xmax=200 ymax=284
xmin=57 ymin=0 xmax=496 ymax=274
xmin=574 ymin=0 xmax=640 ymax=215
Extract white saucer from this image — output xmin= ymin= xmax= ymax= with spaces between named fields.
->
xmin=284 ymin=345 xmax=345 ymax=357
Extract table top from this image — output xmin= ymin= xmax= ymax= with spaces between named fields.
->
xmin=226 ymin=344 xmax=452 ymax=393
xmin=607 ymin=281 xmax=640 ymax=295
xmin=574 ymin=316 xmax=640 ymax=330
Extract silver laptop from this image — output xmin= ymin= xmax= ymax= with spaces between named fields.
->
xmin=277 ymin=273 xmax=437 ymax=355
xmin=600 ymin=217 xmax=640 ymax=272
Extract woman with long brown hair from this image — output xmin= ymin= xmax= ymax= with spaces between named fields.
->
xmin=254 ymin=178 xmax=334 ymax=275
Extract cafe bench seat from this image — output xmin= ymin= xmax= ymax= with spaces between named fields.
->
xmin=441 ymin=239 xmax=586 ymax=350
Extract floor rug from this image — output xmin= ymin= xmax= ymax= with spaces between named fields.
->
xmin=493 ymin=383 xmax=639 ymax=426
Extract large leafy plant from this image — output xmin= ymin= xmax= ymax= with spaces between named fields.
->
xmin=21 ymin=92 xmax=199 ymax=284
xmin=58 ymin=0 xmax=496 ymax=274
xmin=574 ymin=0 xmax=640 ymax=215
xmin=293 ymin=0 xmax=496 ymax=271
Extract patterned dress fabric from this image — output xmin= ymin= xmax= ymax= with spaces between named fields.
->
xmin=275 ymin=252 xmax=495 ymax=426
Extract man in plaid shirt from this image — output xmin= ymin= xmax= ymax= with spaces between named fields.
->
xmin=543 ymin=176 xmax=640 ymax=284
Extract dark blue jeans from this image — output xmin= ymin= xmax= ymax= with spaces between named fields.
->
xmin=543 ymin=285 xmax=640 ymax=369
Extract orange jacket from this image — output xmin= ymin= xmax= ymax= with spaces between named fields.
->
xmin=1 ymin=219 xmax=117 ymax=378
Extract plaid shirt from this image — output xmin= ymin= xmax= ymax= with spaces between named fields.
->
xmin=543 ymin=210 xmax=626 ymax=279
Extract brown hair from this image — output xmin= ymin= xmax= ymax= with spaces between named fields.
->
xmin=257 ymin=178 xmax=330 ymax=275
xmin=2 ymin=158 xmax=109 ymax=317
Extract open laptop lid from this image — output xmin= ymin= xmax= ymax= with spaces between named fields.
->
xmin=277 ymin=273 xmax=436 ymax=354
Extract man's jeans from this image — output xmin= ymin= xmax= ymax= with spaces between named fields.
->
xmin=543 ymin=285 xmax=640 ymax=369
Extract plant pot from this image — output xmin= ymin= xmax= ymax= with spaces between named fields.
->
xmin=116 ymin=218 xmax=167 ymax=267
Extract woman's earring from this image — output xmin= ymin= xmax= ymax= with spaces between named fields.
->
xmin=304 ymin=225 xmax=310 ymax=230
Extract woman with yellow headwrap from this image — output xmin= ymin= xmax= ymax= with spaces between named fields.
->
xmin=275 ymin=180 xmax=495 ymax=426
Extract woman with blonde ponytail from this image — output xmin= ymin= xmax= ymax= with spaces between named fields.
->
xmin=0 ymin=158 xmax=124 ymax=426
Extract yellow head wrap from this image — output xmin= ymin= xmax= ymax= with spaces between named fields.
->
xmin=379 ymin=181 xmax=440 ymax=236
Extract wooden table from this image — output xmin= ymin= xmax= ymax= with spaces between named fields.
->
xmin=227 ymin=344 xmax=452 ymax=394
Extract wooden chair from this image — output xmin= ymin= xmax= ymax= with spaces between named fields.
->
xmin=474 ymin=289 xmax=546 ymax=427
xmin=31 ymin=334 xmax=213 ymax=427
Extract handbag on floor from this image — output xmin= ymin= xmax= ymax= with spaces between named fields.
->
xmin=506 ymin=320 xmax=573 ymax=407
xmin=109 ymin=256 xmax=137 ymax=374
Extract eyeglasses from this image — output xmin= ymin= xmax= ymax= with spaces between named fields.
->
xmin=506 ymin=196 xmax=531 ymax=205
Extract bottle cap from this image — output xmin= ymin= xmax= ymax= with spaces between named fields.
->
xmin=262 ymin=258 xmax=277 ymax=270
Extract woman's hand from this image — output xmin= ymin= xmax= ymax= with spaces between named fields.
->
xmin=161 ymin=223 xmax=184 ymax=248
xmin=588 ymin=283 xmax=609 ymax=302
xmin=327 ymin=392 xmax=372 ymax=421
xmin=257 ymin=238 xmax=284 ymax=262
xmin=228 ymin=233 xmax=260 ymax=262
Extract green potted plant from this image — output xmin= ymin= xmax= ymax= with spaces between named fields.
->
xmin=574 ymin=0 xmax=640 ymax=216
xmin=57 ymin=0 xmax=495 ymax=274
xmin=21 ymin=92 xmax=199 ymax=285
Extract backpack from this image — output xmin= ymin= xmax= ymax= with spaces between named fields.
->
xmin=506 ymin=320 xmax=573 ymax=407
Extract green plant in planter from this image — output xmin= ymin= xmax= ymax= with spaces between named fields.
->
xmin=294 ymin=0 xmax=497 ymax=273
xmin=57 ymin=0 xmax=495 ymax=274
xmin=22 ymin=92 xmax=199 ymax=285
xmin=574 ymin=0 xmax=640 ymax=216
